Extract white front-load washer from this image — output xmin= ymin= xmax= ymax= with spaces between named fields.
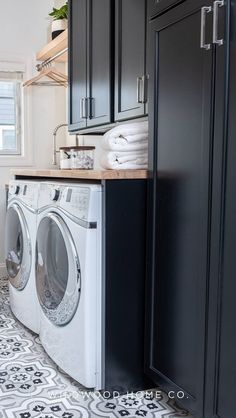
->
xmin=36 ymin=182 xmax=103 ymax=389
xmin=5 ymin=180 xmax=40 ymax=334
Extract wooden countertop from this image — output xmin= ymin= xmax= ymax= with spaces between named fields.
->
xmin=11 ymin=169 xmax=148 ymax=180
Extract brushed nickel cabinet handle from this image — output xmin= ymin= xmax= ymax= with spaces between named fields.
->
xmin=137 ymin=76 xmax=142 ymax=103
xmin=142 ymin=75 xmax=148 ymax=104
xmin=80 ymin=98 xmax=88 ymax=119
xmin=80 ymin=98 xmax=85 ymax=119
xmin=213 ymin=0 xmax=224 ymax=46
xmin=200 ymin=6 xmax=212 ymax=50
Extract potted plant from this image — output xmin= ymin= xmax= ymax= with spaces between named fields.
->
xmin=49 ymin=2 xmax=68 ymax=40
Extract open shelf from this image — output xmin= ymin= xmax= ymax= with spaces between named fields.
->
xmin=36 ymin=29 xmax=68 ymax=63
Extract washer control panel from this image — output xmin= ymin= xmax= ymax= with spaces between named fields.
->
xmin=61 ymin=187 xmax=90 ymax=220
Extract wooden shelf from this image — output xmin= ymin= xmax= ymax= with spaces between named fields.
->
xmin=11 ymin=169 xmax=148 ymax=180
xmin=36 ymin=29 xmax=68 ymax=63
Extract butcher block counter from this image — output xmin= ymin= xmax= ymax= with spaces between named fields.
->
xmin=11 ymin=168 xmax=148 ymax=180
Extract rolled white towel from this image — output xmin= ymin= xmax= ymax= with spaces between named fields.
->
xmin=102 ymin=121 xmax=148 ymax=149
xmin=100 ymin=151 xmax=148 ymax=170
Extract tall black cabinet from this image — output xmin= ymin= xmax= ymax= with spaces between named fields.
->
xmin=146 ymin=1 xmax=230 ymax=417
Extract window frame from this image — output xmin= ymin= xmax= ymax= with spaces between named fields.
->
xmin=0 ymin=77 xmax=22 ymax=156
xmin=0 ymin=57 xmax=33 ymax=167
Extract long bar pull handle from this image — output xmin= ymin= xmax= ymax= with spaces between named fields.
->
xmin=88 ymin=98 xmax=95 ymax=119
xmin=80 ymin=98 xmax=84 ymax=119
xmin=137 ymin=76 xmax=142 ymax=103
xmin=80 ymin=98 xmax=88 ymax=119
xmin=213 ymin=0 xmax=224 ymax=46
xmin=137 ymin=76 xmax=148 ymax=104
xmin=200 ymin=6 xmax=212 ymax=50
xmin=142 ymin=75 xmax=148 ymax=104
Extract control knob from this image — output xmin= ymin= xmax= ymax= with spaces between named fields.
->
xmin=13 ymin=185 xmax=20 ymax=195
xmin=51 ymin=188 xmax=61 ymax=202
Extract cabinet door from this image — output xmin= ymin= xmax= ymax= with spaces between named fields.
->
xmin=204 ymin=2 xmax=234 ymax=418
xmin=68 ymin=0 xmax=87 ymax=131
xmin=86 ymin=0 xmax=113 ymax=127
xmin=146 ymin=0 xmax=213 ymax=415
xmin=115 ymin=0 xmax=147 ymax=121
xmin=148 ymin=0 xmax=184 ymax=19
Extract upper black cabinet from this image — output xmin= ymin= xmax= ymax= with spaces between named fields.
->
xmin=115 ymin=0 xmax=148 ymax=121
xmin=148 ymin=0 xmax=184 ymax=18
xmin=68 ymin=0 xmax=112 ymax=131
xmin=69 ymin=0 xmax=148 ymax=132
xmin=69 ymin=0 xmax=87 ymax=131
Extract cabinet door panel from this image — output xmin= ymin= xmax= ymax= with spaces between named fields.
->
xmin=87 ymin=0 xmax=113 ymax=127
xmin=68 ymin=0 xmax=87 ymax=131
xmin=204 ymin=2 xmax=234 ymax=417
xmin=146 ymin=1 xmax=213 ymax=415
xmin=148 ymin=0 xmax=184 ymax=19
xmin=115 ymin=0 xmax=146 ymax=121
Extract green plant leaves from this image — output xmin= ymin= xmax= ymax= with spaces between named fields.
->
xmin=49 ymin=2 xmax=68 ymax=20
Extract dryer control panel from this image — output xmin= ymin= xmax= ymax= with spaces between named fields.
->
xmin=8 ymin=180 xmax=39 ymax=209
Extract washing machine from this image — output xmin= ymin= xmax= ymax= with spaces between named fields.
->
xmin=5 ymin=180 xmax=40 ymax=334
xmin=35 ymin=182 xmax=103 ymax=389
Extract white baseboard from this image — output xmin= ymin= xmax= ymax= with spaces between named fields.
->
xmin=0 ymin=263 xmax=7 ymax=277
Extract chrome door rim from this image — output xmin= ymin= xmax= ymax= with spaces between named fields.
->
xmin=36 ymin=212 xmax=81 ymax=326
xmin=5 ymin=203 xmax=32 ymax=290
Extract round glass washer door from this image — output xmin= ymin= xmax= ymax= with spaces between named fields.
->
xmin=5 ymin=203 xmax=32 ymax=290
xmin=35 ymin=212 xmax=81 ymax=327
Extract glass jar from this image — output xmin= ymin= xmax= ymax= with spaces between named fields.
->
xmin=70 ymin=146 xmax=95 ymax=170
xmin=59 ymin=147 xmax=72 ymax=170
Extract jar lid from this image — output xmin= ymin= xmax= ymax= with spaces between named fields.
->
xmin=70 ymin=146 xmax=95 ymax=150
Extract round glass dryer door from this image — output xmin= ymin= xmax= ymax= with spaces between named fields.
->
xmin=5 ymin=204 xmax=32 ymax=290
xmin=36 ymin=212 xmax=81 ymax=326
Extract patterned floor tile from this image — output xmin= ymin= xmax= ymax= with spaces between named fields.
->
xmin=0 ymin=277 xmax=194 ymax=418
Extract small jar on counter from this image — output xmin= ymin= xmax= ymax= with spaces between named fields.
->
xmin=70 ymin=146 xmax=95 ymax=170
xmin=59 ymin=147 xmax=73 ymax=169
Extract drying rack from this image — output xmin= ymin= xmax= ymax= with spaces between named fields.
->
xmin=23 ymin=43 xmax=68 ymax=87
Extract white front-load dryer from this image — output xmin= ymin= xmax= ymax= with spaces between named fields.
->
xmin=36 ymin=182 xmax=103 ymax=389
xmin=5 ymin=180 xmax=40 ymax=334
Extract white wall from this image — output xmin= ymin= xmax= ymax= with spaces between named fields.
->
xmin=0 ymin=0 xmax=67 ymax=266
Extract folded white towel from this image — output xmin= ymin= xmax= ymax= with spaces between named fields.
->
xmin=103 ymin=121 xmax=148 ymax=145
xmin=102 ymin=134 xmax=148 ymax=151
xmin=100 ymin=151 xmax=148 ymax=170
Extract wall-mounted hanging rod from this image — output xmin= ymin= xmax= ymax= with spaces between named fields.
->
xmin=36 ymin=47 xmax=68 ymax=72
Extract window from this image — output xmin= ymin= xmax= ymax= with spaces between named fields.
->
xmin=0 ymin=70 xmax=23 ymax=155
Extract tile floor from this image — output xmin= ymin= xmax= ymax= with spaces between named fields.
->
xmin=0 ymin=277 xmax=194 ymax=418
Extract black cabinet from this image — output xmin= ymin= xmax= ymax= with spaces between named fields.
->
xmin=147 ymin=0 xmax=184 ymax=18
xmin=68 ymin=0 xmax=112 ymax=131
xmin=204 ymin=2 xmax=235 ymax=418
xmin=68 ymin=0 xmax=87 ymax=131
xmin=146 ymin=0 xmax=229 ymax=417
xmin=69 ymin=0 xmax=148 ymax=132
xmin=115 ymin=0 xmax=148 ymax=121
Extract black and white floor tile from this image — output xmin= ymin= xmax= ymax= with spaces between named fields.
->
xmin=0 ymin=277 xmax=194 ymax=418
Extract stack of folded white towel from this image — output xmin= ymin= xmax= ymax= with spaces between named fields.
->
xmin=100 ymin=121 xmax=148 ymax=169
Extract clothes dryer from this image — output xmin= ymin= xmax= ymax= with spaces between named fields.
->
xmin=5 ymin=180 xmax=40 ymax=333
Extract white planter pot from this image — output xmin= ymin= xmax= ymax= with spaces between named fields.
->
xmin=51 ymin=19 xmax=67 ymax=39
